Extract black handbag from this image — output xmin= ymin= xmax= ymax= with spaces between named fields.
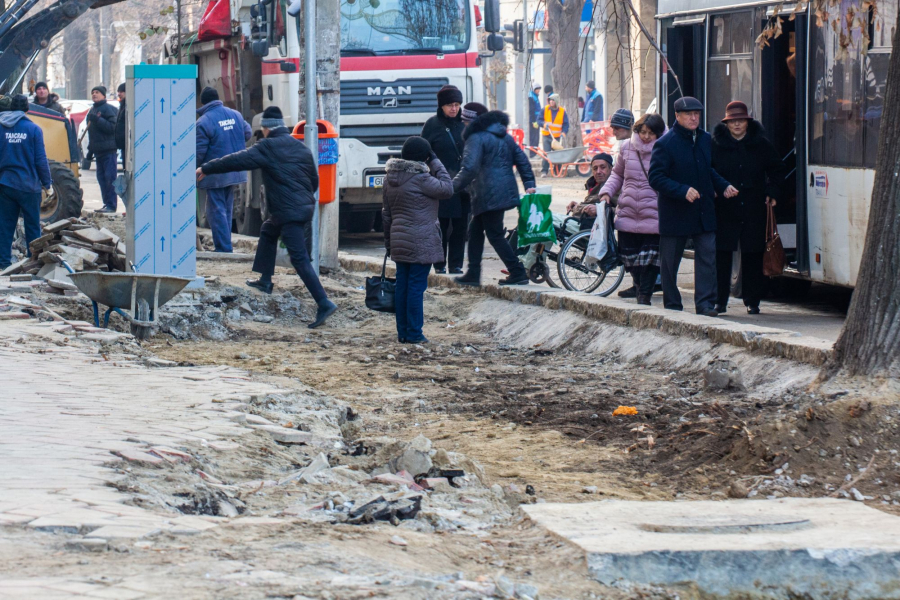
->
xmin=365 ymin=252 xmax=396 ymax=313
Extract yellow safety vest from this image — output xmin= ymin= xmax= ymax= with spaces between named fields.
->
xmin=541 ymin=106 xmax=565 ymax=137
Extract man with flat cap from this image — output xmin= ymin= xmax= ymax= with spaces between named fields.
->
xmin=648 ymin=96 xmax=738 ymax=317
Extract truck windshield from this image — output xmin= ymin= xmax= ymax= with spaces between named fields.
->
xmin=340 ymin=0 xmax=469 ymax=54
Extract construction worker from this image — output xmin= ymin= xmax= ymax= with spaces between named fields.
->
xmin=86 ymin=85 xmax=119 ymax=213
xmin=196 ymin=87 xmax=252 ymax=253
xmin=538 ymin=93 xmax=569 ymax=177
xmin=0 ymin=95 xmax=52 ymax=270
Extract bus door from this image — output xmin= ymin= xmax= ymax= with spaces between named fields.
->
xmin=759 ymin=9 xmax=808 ymax=273
xmin=663 ymin=17 xmax=706 ymax=126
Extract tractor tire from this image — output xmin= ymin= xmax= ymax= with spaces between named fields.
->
xmin=42 ymin=161 xmax=84 ymax=222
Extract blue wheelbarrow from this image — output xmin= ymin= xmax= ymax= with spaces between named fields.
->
xmin=57 ymin=259 xmax=192 ymax=340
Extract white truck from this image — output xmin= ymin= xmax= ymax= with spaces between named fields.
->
xmin=167 ymin=0 xmax=493 ymax=235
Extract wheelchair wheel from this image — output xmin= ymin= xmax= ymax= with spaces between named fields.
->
xmin=529 ymin=260 xmax=559 ymax=288
xmin=557 ymin=230 xmax=625 ymax=295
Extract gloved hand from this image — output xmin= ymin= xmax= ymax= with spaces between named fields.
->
xmin=426 ymin=151 xmax=437 ymax=164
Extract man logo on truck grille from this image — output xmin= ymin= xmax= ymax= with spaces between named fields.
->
xmin=382 ymin=97 xmax=399 ymax=108
xmin=368 ymin=86 xmax=412 ymax=96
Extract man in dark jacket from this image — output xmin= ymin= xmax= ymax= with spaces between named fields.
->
xmin=196 ymin=87 xmax=252 ymax=252
xmin=452 ymin=104 xmax=536 ymax=286
xmin=648 ymin=96 xmax=737 ymax=316
xmin=528 ymin=85 xmax=542 ymax=154
xmin=421 ymin=85 xmax=467 ymax=273
xmin=198 ymin=105 xmax=337 ymax=328
xmin=115 ymin=83 xmax=127 ymax=166
xmin=582 ymin=81 xmax=603 ymax=124
xmin=86 ymin=85 xmax=119 ymax=213
xmin=32 ymin=82 xmax=64 ymax=114
xmin=0 ymin=95 xmax=52 ymax=269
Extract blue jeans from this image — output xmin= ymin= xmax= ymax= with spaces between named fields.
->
xmin=0 ymin=184 xmax=41 ymax=269
xmin=394 ymin=262 xmax=430 ymax=341
xmin=95 ymin=152 xmax=118 ymax=211
xmin=205 ymin=187 xmax=234 ymax=252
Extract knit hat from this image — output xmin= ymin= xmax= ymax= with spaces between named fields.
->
xmin=461 ymin=102 xmax=488 ymax=123
xmin=543 ymin=84 xmax=553 ymax=95
xmin=401 ymin=136 xmax=432 ymax=162
xmin=117 ymin=83 xmax=126 ymax=93
xmin=260 ymin=105 xmax=284 ymax=128
xmin=609 ymin=108 xmax=634 ymax=129
xmin=91 ymin=85 xmax=107 ymax=97
xmin=10 ymin=94 xmax=29 ymax=113
xmin=200 ymin=86 xmax=219 ymax=105
xmin=591 ymin=152 xmax=613 ymax=167
xmin=437 ymin=85 xmax=463 ymax=107
xmin=34 ymin=81 xmax=48 ymax=92
xmin=549 ymin=93 xmax=560 ymax=103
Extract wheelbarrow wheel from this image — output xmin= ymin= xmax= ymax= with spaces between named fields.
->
xmin=130 ymin=298 xmax=152 ymax=340
xmin=576 ymin=161 xmax=592 ymax=177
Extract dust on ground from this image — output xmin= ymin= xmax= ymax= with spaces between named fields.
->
xmin=3 ymin=254 xmax=899 ymax=599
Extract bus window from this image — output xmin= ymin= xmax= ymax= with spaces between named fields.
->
xmin=809 ymin=3 xmax=891 ymax=168
xmin=707 ymin=11 xmax=753 ymax=128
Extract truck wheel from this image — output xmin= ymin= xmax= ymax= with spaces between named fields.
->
xmin=237 ymin=205 xmax=263 ymax=236
xmin=42 ymin=161 xmax=84 ymax=222
xmin=345 ymin=211 xmax=376 ymax=233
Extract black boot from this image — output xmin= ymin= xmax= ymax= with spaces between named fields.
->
xmin=247 ymin=278 xmax=273 ymax=294
xmin=456 ymin=270 xmax=481 ymax=287
xmin=499 ymin=270 xmax=529 ymax=285
xmin=309 ymin=299 xmax=337 ymax=329
xmin=617 ymin=286 xmax=637 ymax=298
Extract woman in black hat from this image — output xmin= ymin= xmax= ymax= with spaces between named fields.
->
xmin=711 ymin=101 xmax=785 ymax=315
xmin=421 ymin=85 xmax=468 ymax=274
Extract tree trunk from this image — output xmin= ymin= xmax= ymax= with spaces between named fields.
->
xmin=63 ymin=21 xmax=88 ymax=99
xmin=825 ymin=14 xmax=900 ymax=379
xmin=547 ymin=0 xmax=585 ymax=147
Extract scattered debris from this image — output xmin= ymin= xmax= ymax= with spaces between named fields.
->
xmin=612 ymin=406 xmax=638 ymax=416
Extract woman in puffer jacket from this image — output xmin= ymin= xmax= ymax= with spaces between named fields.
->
xmin=382 ymin=136 xmax=454 ymax=344
xmin=598 ymin=113 xmax=666 ymax=305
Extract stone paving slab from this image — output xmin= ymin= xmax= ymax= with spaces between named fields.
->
xmin=0 ymin=319 xmax=282 ymax=549
xmin=339 ymin=252 xmax=834 ymax=365
xmin=524 ymin=498 xmax=900 ymax=599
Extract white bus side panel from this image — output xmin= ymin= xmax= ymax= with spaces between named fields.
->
xmin=805 ymin=166 xmax=873 ymax=287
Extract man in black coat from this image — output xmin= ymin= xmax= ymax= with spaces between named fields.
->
xmin=528 ymin=85 xmax=542 ymax=154
xmin=421 ymin=85 xmax=468 ymax=273
xmin=115 ymin=83 xmax=127 ymax=166
xmin=452 ymin=104 xmax=536 ymax=286
xmin=198 ymin=105 xmax=338 ymax=328
xmin=711 ymin=101 xmax=785 ymax=315
xmin=85 ymin=85 xmax=119 ymax=213
xmin=648 ymin=96 xmax=737 ymax=316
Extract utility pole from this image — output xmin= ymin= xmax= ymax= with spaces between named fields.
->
xmin=522 ymin=0 xmax=529 ymax=141
xmin=304 ymin=0 xmax=320 ymax=273
xmin=176 ymin=0 xmax=183 ymax=64
xmin=316 ymin=0 xmax=340 ymax=270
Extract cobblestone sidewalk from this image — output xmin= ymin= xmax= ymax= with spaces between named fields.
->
xmin=0 ymin=320 xmax=279 ymax=598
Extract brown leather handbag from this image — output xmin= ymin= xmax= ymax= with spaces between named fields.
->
xmin=763 ymin=203 xmax=785 ymax=277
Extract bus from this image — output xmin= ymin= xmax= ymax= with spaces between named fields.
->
xmin=655 ymin=0 xmax=894 ymax=288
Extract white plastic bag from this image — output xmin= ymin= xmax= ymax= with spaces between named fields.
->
xmin=584 ymin=201 xmax=609 ymax=266
xmin=275 ymin=237 xmax=291 ymax=268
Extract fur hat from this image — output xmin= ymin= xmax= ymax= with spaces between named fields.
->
xmin=461 ymin=102 xmax=488 ymax=123
xmin=91 ymin=85 xmax=107 ymax=97
xmin=437 ymin=85 xmax=463 ymax=107
xmin=200 ymin=86 xmax=219 ymax=105
xmin=261 ymin=105 xmax=284 ymax=128
xmin=401 ymin=136 xmax=432 ymax=162
xmin=10 ymin=94 xmax=29 ymax=113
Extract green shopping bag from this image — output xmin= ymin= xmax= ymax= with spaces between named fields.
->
xmin=517 ymin=187 xmax=556 ymax=247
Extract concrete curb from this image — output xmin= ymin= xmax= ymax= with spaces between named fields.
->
xmin=339 ymin=252 xmax=833 ymax=367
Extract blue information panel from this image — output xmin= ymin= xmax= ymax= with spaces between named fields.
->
xmin=125 ymin=64 xmax=199 ymax=280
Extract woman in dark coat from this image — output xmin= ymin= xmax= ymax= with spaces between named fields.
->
xmin=421 ymin=85 xmax=468 ymax=274
xmin=382 ymin=136 xmax=454 ymax=343
xmin=711 ymin=101 xmax=785 ymax=315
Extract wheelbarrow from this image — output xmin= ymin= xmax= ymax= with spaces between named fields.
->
xmin=525 ymin=144 xmax=589 ymax=178
xmin=59 ymin=260 xmax=192 ymax=340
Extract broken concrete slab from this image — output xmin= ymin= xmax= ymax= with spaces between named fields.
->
xmin=524 ymin=498 xmax=900 ymax=599
xmin=197 ymin=251 xmax=255 ymax=262
xmin=70 ymin=227 xmax=115 ymax=245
